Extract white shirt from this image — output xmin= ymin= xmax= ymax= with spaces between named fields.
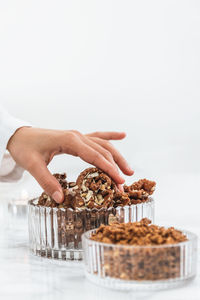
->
xmin=0 ymin=106 xmax=30 ymax=182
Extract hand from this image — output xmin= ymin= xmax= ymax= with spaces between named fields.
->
xmin=7 ymin=128 xmax=134 ymax=203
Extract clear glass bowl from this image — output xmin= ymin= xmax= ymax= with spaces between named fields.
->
xmin=28 ymin=197 xmax=154 ymax=261
xmin=82 ymin=229 xmax=197 ymax=290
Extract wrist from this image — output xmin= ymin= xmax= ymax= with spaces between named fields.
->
xmin=7 ymin=126 xmax=32 ymax=152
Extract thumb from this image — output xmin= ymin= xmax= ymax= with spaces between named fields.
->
xmin=28 ymin=159 xmax=64 ymax=203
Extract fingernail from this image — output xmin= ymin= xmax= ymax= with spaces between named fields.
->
xmin=120 ymin=132 xmax=126 ymax=136
xmin=119 ymin=176 xmax=125 ymax=183
xmin=128 ymin=167 xmax=134 ymax=173
xmin=118 ymin=184 xmax=124 ymax=192
xmin=52 ymin=191 xmax=63 ymax=203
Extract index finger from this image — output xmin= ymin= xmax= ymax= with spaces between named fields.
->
xmin=75 ymin=140 xmax=125 ymax=184
xmin=86 ymin=131 xmax=126 ymax=140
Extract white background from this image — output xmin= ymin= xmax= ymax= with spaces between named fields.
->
xmin=0 ymin=1 xmax=200 ymax=299
xmin=0 ymin=0 xmax=200 ymax=174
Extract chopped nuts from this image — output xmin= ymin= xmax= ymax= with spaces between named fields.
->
xmin=87 ymin=172 xmax=99 ymax=178
xmin=68 ymin=182 xmax=76 ymax=188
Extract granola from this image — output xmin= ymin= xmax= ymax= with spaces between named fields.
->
xmin=91 ymin=218 xmax=187 ymax=245
xmin=75 ymin=167 xmax=117 ymax=209
xmin=38 ymin=173 xmax=78 ymax=209
xmin=90 ymin=219 xmax=187 ymax=281
xmin=38 ymin=171 xmax=156 ymax=210
xmin=124 ymin=179 xmax=156 ymax=204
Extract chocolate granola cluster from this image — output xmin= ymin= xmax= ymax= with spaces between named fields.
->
xmin=124 ymin=179 xmax=155 ymax=204
xmin=74 ymin=168 xmax=117 ymax=209
xmin=38 ymin=173 xmax=78 ymax=209
xmin=90 ymin=219 xmax=187 ymax=281
xmin=38 ymin=168 xmax=156 ymax=210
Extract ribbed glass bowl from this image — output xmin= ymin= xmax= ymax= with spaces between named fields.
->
xmin=28 ymin=197 xmax=154 ymax=261
xmin=82 ymin=229 xmax=197 ymax=290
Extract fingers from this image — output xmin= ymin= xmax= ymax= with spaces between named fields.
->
xmin=86 ymin=131 xmax=126 ymax=140
xmin=62 ymin=131 xmax=131 ymax=184
xmin=117 ymin=184 xmax=124 ymax=192
xmin=27 ymin=155 xmax=64 ymax=203
xmin=82 ymin=137 xmax=119 ymax=172
xmin=90 ymin=137 xmax=134 ymax=176
xmin=75 ymin=140 xmax=125 ymax=184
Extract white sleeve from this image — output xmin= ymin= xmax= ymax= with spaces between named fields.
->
xmin=0 ymin=106 xmax=31 ymax=182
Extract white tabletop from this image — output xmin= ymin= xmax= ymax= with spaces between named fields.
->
xmin=0 ymin=172 xmax=200 ymax=300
